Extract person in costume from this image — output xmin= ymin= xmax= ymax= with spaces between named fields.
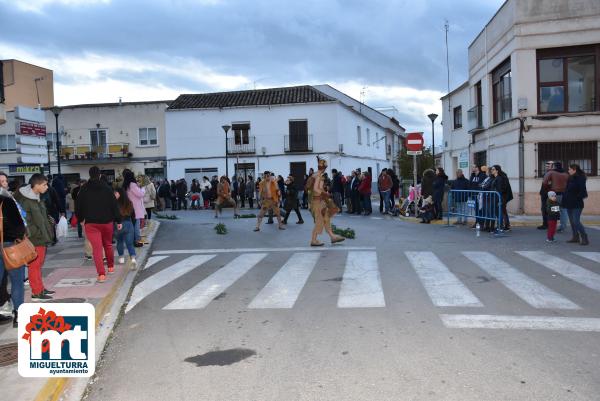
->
xmin=215 ymin=176 xmax=240 ymax=218
xmin=254 ymin=171 xmax=285 ymax=231
xmin=306 ymin=157 xmax=345 ymax=246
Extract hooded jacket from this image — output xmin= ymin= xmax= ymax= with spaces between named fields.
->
xmin=13 ymin=185 xmax=54 ymax=246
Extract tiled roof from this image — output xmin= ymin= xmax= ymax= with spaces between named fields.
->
xmin=168 ymin=85 xmax=336 ymax=110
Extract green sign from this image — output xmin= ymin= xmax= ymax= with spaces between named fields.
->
xmin=9 ymin=164 xmax=42 ymax=174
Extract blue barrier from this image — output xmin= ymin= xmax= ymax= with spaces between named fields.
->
xmin=446 ymin=190 xmax=504 ymax=234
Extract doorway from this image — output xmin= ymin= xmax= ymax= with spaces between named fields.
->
xmin=289 ymin=162 xmax=306 ymax=190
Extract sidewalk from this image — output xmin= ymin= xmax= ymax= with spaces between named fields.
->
xmin=398 ymin=213 xmax=600 ymax=226
xmin=0 ymin=219 xmax=159 ymax=401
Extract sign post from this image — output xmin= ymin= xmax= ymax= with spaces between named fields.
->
xmin=14 ymin=106 xmax=47 ymax=172
xmin=405 ymin=132 xmax=424 ymax=186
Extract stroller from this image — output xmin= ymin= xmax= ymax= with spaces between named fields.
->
xmin=400 ymin=185 xmax=421 ymax=217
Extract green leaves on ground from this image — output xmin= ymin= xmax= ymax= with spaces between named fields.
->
xmin=154 ymin=213 xmax=179 ymax=220
xmin=214 ymin=223 xmax=228 ymax=235
xmin=238 ymin=214 xmax=257 ymax=218
xmin=332 ymin=225 xmax=355 ymax=239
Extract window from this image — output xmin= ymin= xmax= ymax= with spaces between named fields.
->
xmin=138 ymin=128 xmax=157 ymax=146
xmin=375 ymin=132 xmax=379 ymax=148
xmin=453 ymin=106 xmax=462 ymax=129
xmin=366 ymin=128 xmax=371 ymax=146
xmin=492 ymin=58 xmax=512 ymax=123
xmin=357 ymin=126 xmax=362 ymax=145
xmin=46 ymin=132 xmax=57 ymax=153
xmin=538 ymin=45 xmax=597 ymax=114
xmin=0 ymin=134 xmax=16 ymax=152
xmin=90 ymin=129 xmax=107 ymax=150
xmin=537 ymin=141 xmax=597 ymax=177
xmin=232 ymin=123 xmax=250 ymax=145
xmin=474 ymin=151 xmax=487 ymax=168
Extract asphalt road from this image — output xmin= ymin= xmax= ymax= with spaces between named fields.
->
xmin=84 ymin=209 xmax=600 ymax=401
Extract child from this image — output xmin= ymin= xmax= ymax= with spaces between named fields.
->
xmin=419 ymin=196 xmax=434 ymax=224
xmin=546 ymin=191 xmax=560 ymax=243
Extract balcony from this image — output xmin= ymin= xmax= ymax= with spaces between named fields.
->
xmin=60 ymin=143 xmax=131 ymax=164
xmin=467 ymin=105 xmax=484 ymax=134
xmin=284 ymin=134 xmax=313 ymax=153
xmin=227 ymin=136 xmax=255 ymax=154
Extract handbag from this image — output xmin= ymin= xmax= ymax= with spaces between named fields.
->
xmin=0 ymin=201 xmax=38 ymax=270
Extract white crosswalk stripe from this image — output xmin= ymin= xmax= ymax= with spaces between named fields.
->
xmin=248 ymin=252 xmax=320 ymax=309
xmin=517 ymin=251 xmax=600 ymax=292
xmin=126 ymin=255 xmax=216 ymax=313
xmin=164 ymin=253 xmax=267 ymax=310
xmin=338 ymin=251 xmax=385 ymax=308
xmin=440 ymin=314 xmax=600 ymax=332
xmin=463 ymin=252 xmax=580 ymax=310
xmin=405 ymin=251 xmax=483 ymax=307
xmin=588 ymin=226 xmax=600 ymax=231
xmin=144 ymin=255 xmax=169 ymax=270
xmin=573 ymin=252 xmax=600 ymax=264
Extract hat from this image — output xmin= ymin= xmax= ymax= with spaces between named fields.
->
xmin=480 ymin=165 xmax=488 ymax=172
xmin=548 ymin=191 xmax=557 ymax=197
xmin=316 ymin=156 xmax=327 ymax=170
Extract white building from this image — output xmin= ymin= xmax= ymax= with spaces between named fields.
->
xmin=442 ymin=0 xmax=600 ymax=215
xmin=0 ymin=100 xmax=170 ymax=186
xmin=165 ymin=85 xmax=405 ymax=186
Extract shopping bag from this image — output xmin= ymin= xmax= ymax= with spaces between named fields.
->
xmin=57 ymin=216 xmax=68 ymax=238
xmin=70 ymin=214 xmax=78 ymax=227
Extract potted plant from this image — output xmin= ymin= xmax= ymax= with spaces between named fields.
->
xmin=127 ymin=152 xmax=133 ymax=158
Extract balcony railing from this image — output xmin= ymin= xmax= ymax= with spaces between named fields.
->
xmin=227 ymin=136 xmax=255 ymax=154
xmin=467 ymin=105 xmax=484 ymax=134
xmin=284 ymin=134 xmax=313 ymax=153
xmin=60 ymin=143 xmax=130 ymax=161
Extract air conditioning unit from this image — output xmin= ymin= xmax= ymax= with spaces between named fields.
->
xmin=339 ymin=144 xmax=344 ymax=153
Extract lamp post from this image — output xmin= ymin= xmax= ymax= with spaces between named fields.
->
xmin=427 ymin=113 xmax=438 ymax=169
xmin=52 ymin=106 xmax=62 ymax=175
xmin=222 ymin=124 xmax=231 ymax=178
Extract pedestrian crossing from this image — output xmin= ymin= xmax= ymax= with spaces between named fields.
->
xmin=126 ymin=249 xmax=600 ymax=330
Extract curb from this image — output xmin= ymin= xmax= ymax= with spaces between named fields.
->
xmin=397 ymin=215 xmax=600 ymax=227
xmin=32 ymin=220 xmax=161 ymax=401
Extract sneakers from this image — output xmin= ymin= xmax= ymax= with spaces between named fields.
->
xmin=97 ymin=275 xmax=106 ymax=283
xmin=253 ymin=227 xmax=260 ymax=232
xmin=0 ymin=314 xmax=12 ymax=325
xmin=546 ymin=238 xmax=556 ymax=243
xmin=118 ymin=257 xmax=125 ymax=264
xmin=43 ymin=289 xmax=55 ymax=295
xmin=130 ymin=257 xmax=137 ymax=270
xmin=31 ymin=293 xmax=53 ymax=301
xmin=537 ymin=225 xmax=548 ymax=230
xmin=134 ymin=242 xmax=143 ymax=248
xmin=84 ymin=255 xmax=92 ymax=261
xmin=23 ymin=278 xmax=29 ymax=286
xmin=108 ymin=266 xmax=115 ymax=274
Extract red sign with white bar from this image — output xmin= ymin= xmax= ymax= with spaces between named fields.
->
xmin=18 ymin=122 xmax=46 ymax=137
xmin=405 ymin=132 xmax=424 ymax=152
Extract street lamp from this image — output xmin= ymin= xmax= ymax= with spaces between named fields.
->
xmin=52 ymin=106 xmax=62 ymax=175
xmin=428 ymin=113 xmax=438 ymax=169
xmin=222 ymin=124 xmax=231 ymax=178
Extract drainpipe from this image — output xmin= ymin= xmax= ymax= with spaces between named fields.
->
xmin=517 ymin=117 xmax=528 ymax=215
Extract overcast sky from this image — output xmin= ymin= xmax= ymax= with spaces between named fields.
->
xmin=0 ymin=0 xmax=504 ymax=145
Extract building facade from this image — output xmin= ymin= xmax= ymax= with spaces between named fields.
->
xmin=442 ymin=0 xmax=600 ymax=215
xmin=0 ymin=60 xmax=54 ymax=117
xmin=0 ymin=101 xmax=169 ymax=186
xmin=165 ymin=85 xmax=404 ymax=187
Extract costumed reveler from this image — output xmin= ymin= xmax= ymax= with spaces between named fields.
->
xmin=306 ymin=156 xmax=345 ymax=246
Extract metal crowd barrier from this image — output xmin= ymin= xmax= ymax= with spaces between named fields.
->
xmin=446 ymin=190 xmax=504 ymax=234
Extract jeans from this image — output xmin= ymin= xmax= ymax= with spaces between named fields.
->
xmin=567 ymin=208 xmax=586 ymax=237
xmin=0 ymin=245 xmax=25 ymax=311
xmin=134 ymin=218 xmax=141 ymax=242
xmin=555 ymin=194 xmax=569 ymax=231
xmin=362 ymin=194 xmax=372 ymax=213
xmin=116 ymin=219 xmax=136 ymax=258
xmin=382 ymin=190 xmax=391 ymax=213
xmin=333 ymin=192 xmax=342 ymax=210
xmin=455 ymin=202 xmax=467 ymax=223
xmin=84 ymin=223 xmax=114 ymax=275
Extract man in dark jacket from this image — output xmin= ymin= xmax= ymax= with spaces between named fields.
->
xmin=51 ymin=174 xmax=67 ymax=215
xmin=331 ymin=169 xmax=343 ymax=210
xmin=14 ymin=174 xmax=55 ymax=300
xmin=176 ymin=179 xmax=188 ymax=210
xmin=71 ymin=179 xmax=85 ymax=238
xmin=282 ymin=175 xmax=303 ymax=224
xmin=451 ymin=169 xmax=470 ymax=225
xmin=350 ymin=171 xmax=362 ymax=214
xmin=76 ymin=166 xmax=122 ymax=282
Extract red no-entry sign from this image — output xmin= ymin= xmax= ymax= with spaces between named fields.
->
xmin=405 ymin=132 xmax=424 ymax=154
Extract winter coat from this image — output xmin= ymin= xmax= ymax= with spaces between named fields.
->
xmin=0 ymin=189 xmax=27 ymax=242
xmin=491 ymin=174 xmax=514 ymax=204
xmin=75 ymin=179 xmax=122 ymax=225
xmin=245 ymin=180 xmax=255 ymax=198
xmin=284 ymin=183 xmax=299 ymax=210
xmin=421 ymin=170 xmax=435 ymax=198
xmin=14 ymin=185 xmax=54 ymax=246
xmin=451 ymin=176 xmax=470 ymax=191
xmin=332 ymin=174 xmax=344 ymax=194
xmin=143 ymin=183 xmax=156 ymax=209
xmin=158 ymin=183 xmax=170 ymax=198
xmin=190 ymin=182 xmax=201 ymax=193
xmin=127 ymin=182 xmax=146 ymax=219
xmin=562 ymin=174 xmax=587 ymax=210
xmin=469 ymin=172 xmax=487 ymax=190
xmin=239 ymin=181 xmax=246 ymax=198
xmin=546 ymin=198 xmax=561 ymax=221
xmin=358 ymin=176 xmax=372 ymax=195
xmin=42 ymin=186 xmax=62 ymax=221
xmin=176 ymin=181 xmax=188 ymax=198
xmin=51 ymin=176 xmax=67 ymax=214
xmin=432 ymin=174 xmax=448 ymax=202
